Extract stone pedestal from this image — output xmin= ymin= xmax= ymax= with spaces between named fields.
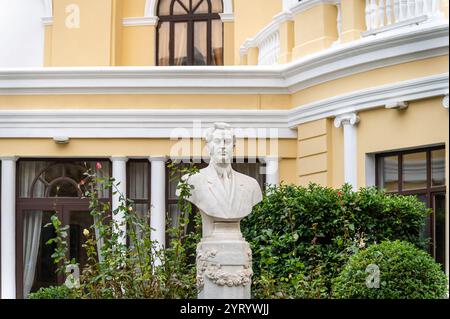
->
xmin=196 ymin=221 xmax=253 ymax=299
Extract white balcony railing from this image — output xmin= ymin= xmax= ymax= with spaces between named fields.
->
xmin=364 ymin=0 xmax=444 ymax=35
xmin=240 ymin=19 xmax=281 ymax=65
xmin=257 ymin=29 xmax=281 ymax=65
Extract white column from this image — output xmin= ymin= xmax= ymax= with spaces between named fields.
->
xmin=149 ymin=156 xmax=167 ymax=250
xmin=1 ymin=157 xmax=17 ymax=299
xmin=334 ymin=113 xmax=360 ymax=190
xmin=111 ymin=156 xmax=128 ymax=245
xmin=265 ymin=156 xmax=280 ymax=188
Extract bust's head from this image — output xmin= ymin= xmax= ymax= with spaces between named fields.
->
xmin=205 ymin=122 xmax=236 ymax=164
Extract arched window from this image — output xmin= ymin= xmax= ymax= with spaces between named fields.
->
xmin=157 ymin=0 xmax=223 ymax=66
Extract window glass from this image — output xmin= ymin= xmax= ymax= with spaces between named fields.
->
xmin=173 ymin=0 xmax=189 ymax=15
xmin=174 ymin=22 xmax=188 ymax=65
xmin=19 ymin=161 xmax=110 ymax=199
xmin=431 ymin=149 xmax=445 ymax=187
xmin=377 ymin=156 xmax=398 ymax=192
xmin=211 ymin=0 xmax=223 ymax=13
xmin=158 ymin=0 xmax=171 ymax=15
xmin=193 ymin=0 xmax=209 ymax=14
xmin=24 ymin=210 xmax=57 ymax=298
xmin=433 ymin=193 xmax=446 ymax=269
xmin=403 ymin=152 xmax=427 ymax=191
xmin=158 ymin=22 xmax=170 ymax=66
xmin=194 ymin=21 xmax=207 ymax=65
xmin=128 ymin=162 xmax=149 ymax=200
xmin=211 ymin=19 xmax=223 ymax=65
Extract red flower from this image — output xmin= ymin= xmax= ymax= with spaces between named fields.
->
xmin=96 ymin=162 xmax=102 ymax=170
xmin=337 ymin=191 xmax=341 ymax=197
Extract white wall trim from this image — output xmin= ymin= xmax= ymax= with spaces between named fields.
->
xmin=1 ymin=23 xmax=447 ymax=95
xmin=41 ymin=16 xmax=53 ymax=26
xmin=41 ymin=0 xmax=53 ymax=25
xmin=0 ymin=109 xmax=295 ymax=139
xmin=0 ymin=74 xmax=447 ymax=139
xmin=123 ymin=16 xmax=159 ymax=26
xmin=288 ymin=73 xmax=449 ymax=127
xmin=144 ymin=0 xmax=233 ymax=17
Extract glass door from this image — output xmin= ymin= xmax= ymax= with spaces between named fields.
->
xmin=18 ymin=203 xmax=93 ymax=298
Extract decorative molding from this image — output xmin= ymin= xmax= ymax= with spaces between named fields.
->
xmin=0 ymin=109 xmax=295 ymax=139
xmin=334 ymin=112 xmax=360 ymax=128
xmin=0 ymin=156 xmax=18 ymax=162
xmin=1 ymin=24 xmax=447 ymax=95
xmin=288 ymin=73 xmax=449 ymax=127
xmin=219 ymin=13 xmax=234 ymax=22
xmin=123 ymin=17 xmax=159 ymax=26
xmin=443 ymin=94 xmax=449 ymax=109
xmin=110 ymin=156 xmax=129 ymax=162
xmin=149 ymin=156 xmax=168 ymax=162
xmin=145 ymin=0 xmax=233 ymax=17
xmin=385 ymin=101 xmax=409 ymax=110
xmin=0 ymin=74 xmax=447 ymax=138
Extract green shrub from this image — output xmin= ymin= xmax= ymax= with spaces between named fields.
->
xmin=241 ymin=183 xmax=430 ymax=298
xmin=32 ymin=162 xmax=200 ymax=299
xmin=28 ymin=285 xmax=75 ymax=299
xmin=332 ymin=240 xmax=448 ymax=299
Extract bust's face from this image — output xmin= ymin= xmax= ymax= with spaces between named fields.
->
xmin=208 ymin=129 xmax=234 ymax=164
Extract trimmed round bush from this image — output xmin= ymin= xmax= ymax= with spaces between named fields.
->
xmin=28 ymin=285 xmax=75 ymax=299
xmin=332 ymin=240 xmax=448 ymax=299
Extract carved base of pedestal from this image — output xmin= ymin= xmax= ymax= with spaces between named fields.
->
xmin=196 ymin=222 xmax=253 ymax=299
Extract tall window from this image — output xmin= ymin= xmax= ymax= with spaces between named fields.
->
xmin=16 ymin=160 xmax=111 ymax=298
xmin=157 ymin=0 xmax=224 ymax=66
xmin=376 ymin=146 xmax=446 ymax=268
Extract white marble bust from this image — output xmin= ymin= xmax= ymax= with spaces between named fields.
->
xmin=177 ymin=122 xmax=262 ymax=236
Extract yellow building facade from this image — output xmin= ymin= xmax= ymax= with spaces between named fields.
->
xmin=0 ymin=0 xmax=448 ymax=298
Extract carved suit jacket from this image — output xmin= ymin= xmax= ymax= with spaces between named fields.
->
xmin=180 ymin=164 xmax=263 ymax=220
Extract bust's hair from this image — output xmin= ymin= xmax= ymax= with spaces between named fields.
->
xmin=205 ymin=122 xmax=236 ymax=145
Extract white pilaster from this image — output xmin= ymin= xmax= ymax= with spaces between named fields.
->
xmin=265 ymin=156 xmax=280 ymax=187
xmin=149 ymin=156 xmax=167 ymax=250
xmin=334 ymin=113 xmax=360 ymax=190
xmin=1 ymin=156 xmax=17 ymax=299
xmin=111 ymin=156 xmax=128 ymax=245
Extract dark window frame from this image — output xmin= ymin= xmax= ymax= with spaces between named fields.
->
xmin=156 ymin=0 xmax=224 ymax=66
xmin=375 ymin=145 xmax=446 ymax=261
xmin=15 ymin=158 xmax=112 ymax=299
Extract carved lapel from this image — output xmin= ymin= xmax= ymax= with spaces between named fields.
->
xmin=205 ymin=166 xmax=231 ymax=211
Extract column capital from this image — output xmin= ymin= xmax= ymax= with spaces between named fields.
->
xmin=263 ymin=156 xmax=280 ymax=163
xmin=149 ymin=155 xmax=168 ymax=162
xmin=0 ymin=156 xmax=18 ymax=162
xmin=334 ymin=112 xmax=360 ymax=128
xmin=110 ymin=156 xmax=128 ymax=162
xmin=443 ymin=94 xmax=449 ymax=109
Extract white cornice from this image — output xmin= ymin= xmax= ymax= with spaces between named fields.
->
xmin=0 ymin=74 xmax=447 ymax=138
xmin=0 ymin=109 xmax=295 ymax=139
xmin=123 ymin=17 xmax=159 ymax=26
xmin=0 ymin=24 xmax=447 ymax=95
xmin=288 ymin=73 xmax=449 ymax=126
